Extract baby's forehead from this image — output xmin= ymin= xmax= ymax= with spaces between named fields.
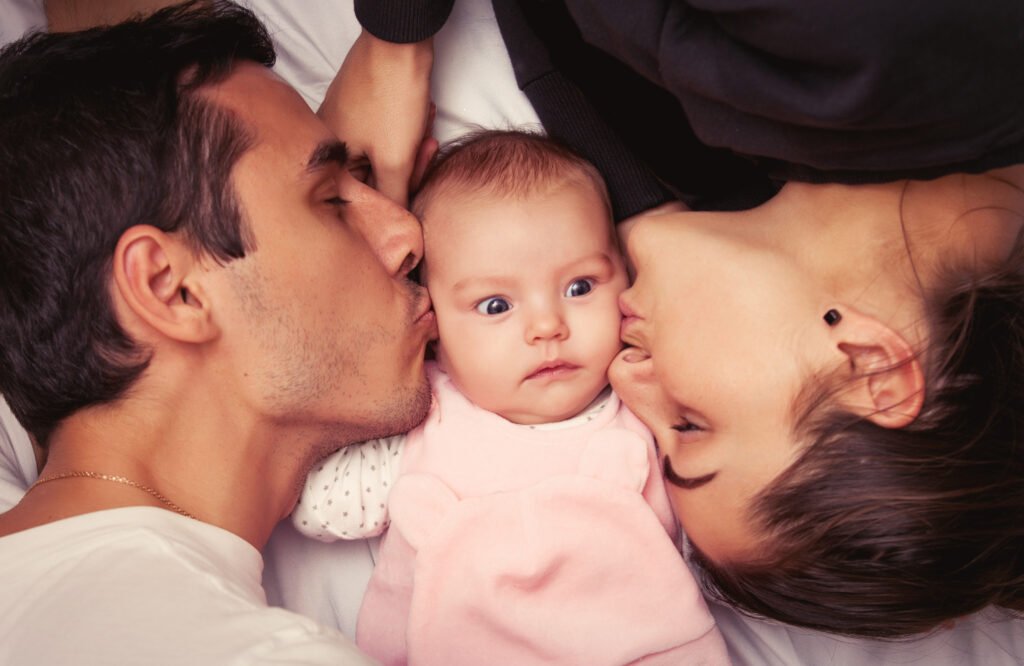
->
xmin=418 ymin=179 xmax=621 ymax=277
xmin=418 ymin=178 xmax=611 ymax=229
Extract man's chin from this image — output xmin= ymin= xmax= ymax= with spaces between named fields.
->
xmin=305 ymin=371 xmax=432 ymax=467
xmin=353 ymin=371 xmax=432 ymax=443
xmin=381 ymin=375 xmax=432 ymax=436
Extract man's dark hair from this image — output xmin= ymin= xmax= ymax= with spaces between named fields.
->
xmin=0 ymin=0 xmax=275 ymax=443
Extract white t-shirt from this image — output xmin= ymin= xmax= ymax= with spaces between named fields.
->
xmin=0 ymin=507 xmax=373 ymax=665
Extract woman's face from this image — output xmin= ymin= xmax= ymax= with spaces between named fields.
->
xmin=611 ymin=209 xmax=830 ymax=561
xmin=613 ymin=172 xmax=1024 ymax=563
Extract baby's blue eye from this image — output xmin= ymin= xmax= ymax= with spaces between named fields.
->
xmin=475 ymin=297 xmax=512 ymax=315
xmin=565 ymin=278 xmax=594 ymax=298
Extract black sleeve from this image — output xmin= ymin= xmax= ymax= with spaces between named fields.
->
xmin=492 ymin=0 xmax=671 ymax=221
xmin=494 ymin=0 xmax=776 ymax=217
xmin=353 ymin=0 xmax=455 ymax=44
xmin=564 ymin=0 xmax=1024 ymax=183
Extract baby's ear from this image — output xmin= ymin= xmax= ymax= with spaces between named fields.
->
xmin=828 ymin=308 xmax=925 ymax=428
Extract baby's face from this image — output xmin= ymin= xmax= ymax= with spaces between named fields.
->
xmin=422 ymin=182 xmax=628 ymax=424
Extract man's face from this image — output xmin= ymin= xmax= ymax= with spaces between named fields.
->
xmin=204 ymin=64 xmax=434 ymax=448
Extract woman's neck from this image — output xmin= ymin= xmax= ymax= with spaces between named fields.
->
xmin=763 ymin=168 xmax=1024 ymax=337
xmin=756 ymin=181 xmax=922 ymax=335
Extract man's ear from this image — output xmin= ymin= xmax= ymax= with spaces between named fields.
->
xmin=829 ymin=307 xmax=925 ymax=428
xmin=112 ymin=226 xmax=218 ymax=344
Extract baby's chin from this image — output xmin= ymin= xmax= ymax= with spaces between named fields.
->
xmin=496 ymin=390 xmax=610 ymax=426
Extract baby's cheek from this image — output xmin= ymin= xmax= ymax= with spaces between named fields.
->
xmin=599 ymin=309 xmax=628 ymax=361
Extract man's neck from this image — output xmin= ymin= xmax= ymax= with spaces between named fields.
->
xmin=4 ymin=388 xmax=310 ymax=549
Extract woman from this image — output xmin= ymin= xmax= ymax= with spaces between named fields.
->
xmin=612 ymin=167 xmax=1024 ymax=636
xmin=344 ymin=0 xmax=1024 ymax=638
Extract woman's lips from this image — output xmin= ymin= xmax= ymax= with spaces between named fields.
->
xmin=620 ymin=315 xmax=644 ymax=343
xmin=618 ymin=293 xmax=644 ymax=341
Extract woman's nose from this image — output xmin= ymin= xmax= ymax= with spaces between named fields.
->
xmin=608 ymin=347 xmax=673 ymax=429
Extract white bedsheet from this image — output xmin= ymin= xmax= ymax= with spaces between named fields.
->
xmin=249 ymin=0 xmax=540 ymax=142
xmin=1 ymin=1 xmax=1021 ymax=663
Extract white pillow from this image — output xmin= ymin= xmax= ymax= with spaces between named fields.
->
xmin=248 ymin=0 xmax=540 ymax=142
xmin=0 ymin=0 xmax=44 ymax=46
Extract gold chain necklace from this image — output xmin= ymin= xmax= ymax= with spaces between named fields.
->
xmin=29 ymin=471 xmax=197 ymax=520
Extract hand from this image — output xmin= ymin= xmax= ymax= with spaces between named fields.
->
xmin=318 ymin=30 xmax=434 ymax=208
xmin=45 ymin=0 xmax=177 ymax=31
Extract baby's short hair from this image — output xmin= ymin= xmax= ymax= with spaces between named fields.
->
xmin=412 ymin=129 xmax=612 ymax=220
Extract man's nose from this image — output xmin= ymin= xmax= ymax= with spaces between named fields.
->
xmin=357 ymin=188 xmax=424 ymax=279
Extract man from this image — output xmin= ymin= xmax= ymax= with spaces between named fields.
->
xmin=0 ymin=2 xmax=434 ymax=663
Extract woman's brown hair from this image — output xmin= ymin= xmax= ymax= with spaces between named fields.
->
xmin=694 ymin=214 xmax=1024 ymax=638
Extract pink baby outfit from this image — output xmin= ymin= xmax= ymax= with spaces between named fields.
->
xmin=356 ymin=364 xmax=729 ymax=666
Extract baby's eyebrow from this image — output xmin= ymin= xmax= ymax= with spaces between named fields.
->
xmin=663 ymin=456 xmax=717 ymax=490
xmin=565 ymin=252 xmax=616 ymax=272
xmin=451 ymin=275 xmax=517 ymax=296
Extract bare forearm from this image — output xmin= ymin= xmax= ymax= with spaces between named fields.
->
xmin=45 ymin=0 xmax=176 ymax=31
xmin=319 ymin=29 xmax=435 ymax=206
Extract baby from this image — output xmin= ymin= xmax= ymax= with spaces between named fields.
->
xmin=294 ymin=130 xmax=728 ymax=665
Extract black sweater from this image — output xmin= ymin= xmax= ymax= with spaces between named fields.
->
xmin=355 ymin=0 xmax=1024 ymax=217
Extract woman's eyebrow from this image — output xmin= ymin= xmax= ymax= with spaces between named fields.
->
xmin=663 ymin=456 xmax=717 ymax=490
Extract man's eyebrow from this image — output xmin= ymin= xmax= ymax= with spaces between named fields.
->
xmin=663 ymin=456 xmax=716 ymax=490
xmin=305 ymin=140 xmax=349 ymax=173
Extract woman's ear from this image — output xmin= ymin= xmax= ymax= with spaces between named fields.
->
xmin=829 ymin=307 xmax=925 ymax=428
xmin=112 ymin=226 xmax=218 ymax=344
